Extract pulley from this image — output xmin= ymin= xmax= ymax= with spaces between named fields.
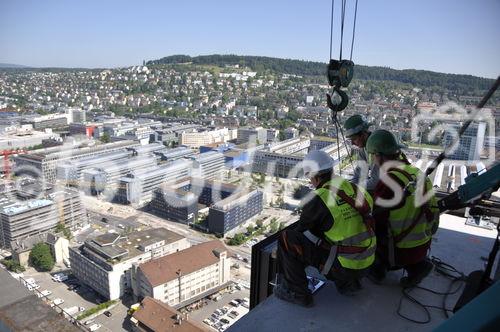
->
xmin=327 ymin=59 xmax=354 ymax=88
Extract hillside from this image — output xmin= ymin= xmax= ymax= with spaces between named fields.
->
xmin=0 ymin=63 xmax=28 ymax=68
xmin=147 ymin=54 xmax=495 ymax=94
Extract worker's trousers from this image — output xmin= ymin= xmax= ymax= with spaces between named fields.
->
xmin=277 ymin=229 xmax=368 ymax=295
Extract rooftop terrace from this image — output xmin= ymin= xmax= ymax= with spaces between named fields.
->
xmin=231 ymin=214 xmax=498 ymax=332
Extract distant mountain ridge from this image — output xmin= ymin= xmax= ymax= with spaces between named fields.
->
xmin=147 ymin=54 xmax=495 ymax=94
xmin=0 ymin=63 xmax=29 ymax=68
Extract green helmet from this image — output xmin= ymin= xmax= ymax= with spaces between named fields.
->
xmin=366 ymin=129 xmax=403 ymax=155
xmin=344 ymin=115 xmax=370 ymax=137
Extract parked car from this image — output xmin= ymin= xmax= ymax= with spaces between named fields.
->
xmin=88 ymin=323 xmax=101 ymax=331
xmin=37 ymin=290 xmax=52 ymax=298
xmin=68 ymin=284 xmax=80 ymax=291
xmin=27 ymin=283 xmax=40 ymax=291
xmin=51 ymin=298 xmax=64 ymax=307
xmin=229 ymin=300 xmax=239 ymax=307
xmin=230 ymin=310 xmax=239 ymax=317
xmin=220 ymin=318 xmax=230 ymax=325
xmin=84 ymin=320 xmax=95 ymax=326
xmin=103 ymin=310 xmax=112 ymax=317
xmin=52 ymin=273 xmax=68 ymax=282
xmin=203 ymin=319 xmax=213 ymax=326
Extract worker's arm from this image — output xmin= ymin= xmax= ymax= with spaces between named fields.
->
xmin=294 ymin=194 xmax=334 ymax=236
xmin=365 ymin=164 xmax=380 ymax=192
xmin=350 ymin=148 xmax=369 ymax=185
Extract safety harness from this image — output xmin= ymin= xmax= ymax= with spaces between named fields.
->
xmin=304 ymin=182 xmax=375 ymax=275
xmin=385 ymin=167 xmax=436 ymax=267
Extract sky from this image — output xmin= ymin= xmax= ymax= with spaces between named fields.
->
xmin=0 ymin=0 xmax=499 ymax=78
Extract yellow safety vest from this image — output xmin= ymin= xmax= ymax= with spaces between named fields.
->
xmin=387 ymin=164 xmax=440 ymax=249
xmin=315 ymin=177 xmax=376 ymax=270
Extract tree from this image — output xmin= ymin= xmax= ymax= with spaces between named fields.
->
xmin=100 ymin=133 xmax=111 ymax=143
xmin=227 ymin=233 xmax=246 ymax=246
xmin=29 ymin=243 xmax=55 ymax=271
xmin=1 ymin=258 xmax=25 ymax=273
xmin=55 ymin=223 xmax=72 ymax=240
xmin=268 ymin=218 xmax=279 ymax=234
xmin=246 ymin=225 xmax=255 ymax=235
xmin=256 ymin=219 xmax=264 ymax=229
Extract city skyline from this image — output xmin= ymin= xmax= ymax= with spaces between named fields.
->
xmin=1 ymin=0 xmax=499 ymax=78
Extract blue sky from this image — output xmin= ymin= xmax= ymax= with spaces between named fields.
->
xmin=0 ymin=0 xmax=499 ymax=78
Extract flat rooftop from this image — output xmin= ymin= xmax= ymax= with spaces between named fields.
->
xmin=0 ymin=269 xmax=79 ymax=332
xmin=230 ymin=214 xmax=498 ymax=332
xmin=83 ymin=227 xmax=186 ymax=263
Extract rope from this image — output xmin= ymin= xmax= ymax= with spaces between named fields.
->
xmin=350 ymin=0 xmax=359 ymax=61
xmin=329 ymin=0 xmax=335 ymax=60
xmin=396 ymin=256 xmax=466 ymax=324
xmin=339 ymin=0 xmax=347 ymax=60
xmin=333 ymin=113 xmax=343 ymax=175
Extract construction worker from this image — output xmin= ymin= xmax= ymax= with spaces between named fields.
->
xmin=274 ymin=150 xmax=376 ymax=307
xmin=344 ymin=114 xmax=379 ymax=192
xmin=365 ymin=129 xmax=439 ymax=287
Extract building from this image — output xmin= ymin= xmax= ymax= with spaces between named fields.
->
xmin=116 ymin=159 xmax=191 ymax=208
xmin=46 ymin=232 xmax=70 ymax=265
xmin=443 ymin=122 xmax=486 ymax=161
xmin=64 ymin=107 xmax=86 ymax=124
xmin=252 ymin=151 xmax=304 ymax=178
xmin=150 ymin=128 xmax=178 ymax=146
xmin=0 ymin=268 xmax=80 ymax=332
xmin=14 ymin=140 xmax=139 ymax=183
xmin=0 ymin=187 xmax=86 ymax=249
xmin=237 ymin=127 xmax=268 ymax=145
xmin=130 ymin=297 xmax=206 ymax=332
xmin=191 ymin=151 xmax=225 ymax=179
xmin=266 ymin=129 xmax=279 ymax=143
xmin=21 ymin=114 xmax=68 ymax=130
xmin=134 ymin=241 xmax=231 ymax=307
xmin=149 ymin=182 xmax=199 ymax=224
xmin=69 ymin=122 xmax=103 ymax=138
xmin=208 ymin=190 xmax=263 ymax=235
xmin=57 ymin=149 xmax=134 ymax=186
xmin=81 ymin=154 xmax=159 ymax=197
xmin=268 ymin=138 xmax=309 ymax=155
xmin=284 ymin=127 xmax=299 ymax=140
xmin=0 ymin=126 xmax=61 ymax=150
xmin=154 ymin=147 xmax=195 ymax=162
xmin=149 ymin=177 xmax=236 ymax=224
xmin=309 ymin=136 xmax=337 ymax=151
xmin=180 ymin=127 xmax=236 ymax=148
xmin=69 ymin=228 xmax=189 ymax=300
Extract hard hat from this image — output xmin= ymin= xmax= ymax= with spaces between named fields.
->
xmin=302 ymin=150 xmax=334 ymax=178
xmin=344 ymin=114 xmax=370 ymax=137
xmin=366 ymin=129 xmax=404 ymax=155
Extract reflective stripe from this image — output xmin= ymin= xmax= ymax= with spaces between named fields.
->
xmin=345 ymin=123 xmax=367 ymax=137
xmin=390 ymin=218 xmax=415 ymax=230
xmin=387 ymin=164 xmax=438 ymax=251
xmin=338 ymin=230 xmax=373 ymax=246
xmin=321 ymin=245 xmax=338 ymax=275
xmin=399 ymin=231 xmax=429 ymax=242
xmin=339 ymin=245 xmax=376 ymax=260
xmin=303 ymin=230 xmax=322 ymax=246
xmin=315 ymin=178 xmax=376 ymax=270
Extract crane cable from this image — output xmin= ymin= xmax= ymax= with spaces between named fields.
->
xmin=328 ymin=0 xmax=359 ymax=173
